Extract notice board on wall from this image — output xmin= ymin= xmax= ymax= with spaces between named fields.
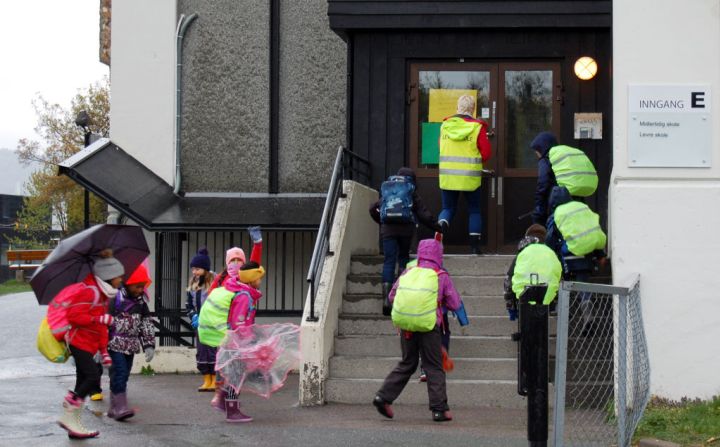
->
xmin=627 ymin=84 xmax=712 ymax=168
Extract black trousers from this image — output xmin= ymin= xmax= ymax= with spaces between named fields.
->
xmin=376 ymin=326 xmax=449 ymax=412
xmin=69 ymin=345 xmax=101 ymax=399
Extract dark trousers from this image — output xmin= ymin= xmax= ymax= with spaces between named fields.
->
xmin=382 ymin=237 xmax=412 ymax=283
xmin=376 ymin=326 xmax=449 ymax=412
xmin=196 ymin=341 xmax=217 ymax=375
xmin=69 ymin=345 xmax=101 ymax=399
xmin=109 ymin=351 xmax=134 ymax=394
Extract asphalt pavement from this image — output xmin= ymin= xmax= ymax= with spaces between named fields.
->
xmin=0 ymin=292 xmax=529 ymax=446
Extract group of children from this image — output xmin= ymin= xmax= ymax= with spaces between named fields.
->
xmin=53 ymin=227 xmax=270 ymax=439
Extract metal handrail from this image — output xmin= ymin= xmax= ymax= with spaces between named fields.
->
xmin=306 ymin=146 xmax=370 ymax=321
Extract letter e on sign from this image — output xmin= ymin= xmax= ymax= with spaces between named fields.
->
xmin=691 ymin=92 xmax=706 ymax=108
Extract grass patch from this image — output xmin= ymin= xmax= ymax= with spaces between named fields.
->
xmin=140 ymin=365 xmax=156 ymax=376
xmin=633 ymin=396 xmax=720 ymax=446
xmin=0 ymin=279 xmax=32 ymax=296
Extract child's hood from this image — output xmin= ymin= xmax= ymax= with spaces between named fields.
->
xmin=416 ymin=239 xmax=443 ymax=268
xmin=230 ymin=279 xmax=263 ymax=300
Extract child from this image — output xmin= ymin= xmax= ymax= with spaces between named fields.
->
xmin=503 ymin=224 xmax=562 ymax=320
xmin=186 ymin=248 xmax=218 ymax=391
xmin=373 ymin=239 xmax=461 ymax=422
xmin=208 ymin=226 xmax=263 ymax=293
xmin=370 ymin=167 xmax=441 ymax=315
xmin=57 ymin=250 xmax=124 ymax=439
xmin=106 ymin=263 xmax=155 ymax=421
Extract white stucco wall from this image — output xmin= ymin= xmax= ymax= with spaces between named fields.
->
xmin=612 ymin=0 xmax=720 ymax=399
xmin=110 ymin=0 xmax=176 ymax=184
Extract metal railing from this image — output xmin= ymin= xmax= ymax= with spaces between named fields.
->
xmin=553 ymin=276 xmax=650 ymax=447
xmin=306 ymin=146 xmax=370 ymax=321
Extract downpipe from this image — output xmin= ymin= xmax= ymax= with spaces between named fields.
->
xmin=173 ymin=13 xmax=198 ymax=196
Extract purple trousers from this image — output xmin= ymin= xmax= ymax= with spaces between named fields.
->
xmin=196 ymin=342 xmax=217 ymax=375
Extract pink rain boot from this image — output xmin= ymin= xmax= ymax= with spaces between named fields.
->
xmin=210 ymin=387 xmax=227 ymax=413
xmin=225 ymin=399 xmax=253 ymax=423
xmin=57 ymin=392 xmax=100 ymax=439
xmin=107 ymin=392 xmax=135 ymax=421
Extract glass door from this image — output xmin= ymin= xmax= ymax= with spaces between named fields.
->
xmin=409 ymin=62 xmax=561 ymax=253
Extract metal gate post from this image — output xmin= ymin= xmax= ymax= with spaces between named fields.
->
xmin=617 ymin=293 xmax=628 ymax=447
xmin=552 ymin=285 xmax=571 ymax=447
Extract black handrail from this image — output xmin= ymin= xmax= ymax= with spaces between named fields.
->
xmin=306 ymin=146 xmax=370 ymax=322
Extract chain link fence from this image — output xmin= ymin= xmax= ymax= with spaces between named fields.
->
xmin=553 ymin=276 xmax=650 ymax=447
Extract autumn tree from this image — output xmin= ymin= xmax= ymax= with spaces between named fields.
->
xmin=9 ymin=78 xmax=110 ymax=248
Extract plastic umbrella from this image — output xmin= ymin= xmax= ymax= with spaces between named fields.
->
xmin=30 ymin=224 xmax=149 ymax=304
xmin=216 ymin=323 xmax=301 ymax=399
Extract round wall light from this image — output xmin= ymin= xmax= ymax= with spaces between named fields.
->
xmin=574 ymin=56 xmax=598 ymax=80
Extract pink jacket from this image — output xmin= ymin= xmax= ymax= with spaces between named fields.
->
xmin=389 ymin=239 xmax=461 ymax=327
xmin=227 ymin=282 xmax=263 ymax=331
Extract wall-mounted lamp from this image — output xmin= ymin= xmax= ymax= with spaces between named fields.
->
xmin=574 ymin=56 xmax=598 ymax=80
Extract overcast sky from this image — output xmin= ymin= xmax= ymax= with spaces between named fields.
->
xmin=0 ymin=1 xmax=108 ymax=153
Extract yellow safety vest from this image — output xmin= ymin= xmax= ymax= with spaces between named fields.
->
xmin=391 ymin=266 xmax=439 ymax=332
xmin=439 ymin=117 xmax=483 ymax=191
xmin=554 ymin=201 xmax=606 ymax=256
xmin=512 ymin=244 xmax=562 ymax=305
xmin=198 ymin=287 xmax=234 ymax=347
xmin=548 ymin=145 xmax=598 ymax=197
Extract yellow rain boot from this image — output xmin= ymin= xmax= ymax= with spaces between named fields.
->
xmin=90 ymin=393 xmax=103 ymax=402
xmin=209 ymin=374 xmax=216 ymax=390
xmin=198 ymin=374 xmax=213 ymax=392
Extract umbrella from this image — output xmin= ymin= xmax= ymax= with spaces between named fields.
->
xmin=30 ymin=224 xmax=150 ymax=304
xmin=216 ymin=323 xmax=301 ymax=399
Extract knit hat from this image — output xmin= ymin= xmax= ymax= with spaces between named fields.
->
xmin=238 ymin=262 xmax=265 ymax=284
xmin=225 ymin=247 xmax=246 ymax=266
xmin=92 ymin=249 xmax=125 ymax=281
xmin=525 ymin=224 xmax=547 ymax=243
xmin=126 ymin=263 xmax=152 ymax=287
xmin=190 ymin=247 xmax=211 ymax=271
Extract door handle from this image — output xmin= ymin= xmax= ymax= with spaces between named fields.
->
xmin=497 ymin=176 xmax=503 ymax=206
xmin=489 ymin=100 xmax=497 ymax=137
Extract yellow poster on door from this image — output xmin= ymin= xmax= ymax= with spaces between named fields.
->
xmin=428 ymin=89 xmax=477 ymax=123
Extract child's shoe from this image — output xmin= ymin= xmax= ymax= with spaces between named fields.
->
xmin=58 ymin=392 xmax=100 ymax=439
xmin=198 ymin=374 xmax=214 ymax=392
xmin=210 ymin=387 xmax=227 ymax=412
xmin=225 ymin=400 xmax=252 ymax=423
xmin=90 ymin=392 xmax=103 ymax=401
xmin=372 ymin=395 xmax=394 ymax=419
xmin=107 ymin=392 xmax=135 ymax=421
xmin=418 ymin=370 xmax=427 ymax=382
xmin=432 ymin=410 xmax=453 ymax=422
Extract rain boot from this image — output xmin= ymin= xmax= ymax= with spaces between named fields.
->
xmin=198 ymin=373 xmax=213 ymax=392
xmin=381 ymin=283 xmax=392 ymax=316
xmin=209 ymin=374 xmax=217 ymax=390
xmin=57 ymin=392 xmax=99 ymax=439
xmin=469 ymin=235 xmax=482 ymax=255
xmin=225 ymin=399 xmax=253 ymax=423
xmin=107 ymin=392 xmax=135 ymax=421
xmin=210 ymin=381 xmax=227 ymax=413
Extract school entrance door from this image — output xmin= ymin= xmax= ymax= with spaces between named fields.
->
xmin=409 ymin=62 xmax=561 ymax=253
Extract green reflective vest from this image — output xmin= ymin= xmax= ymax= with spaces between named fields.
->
xmin=198 ymin=287 xmax=234 ymax=347
xmin=512 ymin=244 xmax=562 ymax=305
xmin=439 ymin=117 xmax=483 ymax=191
xmin=548 ymin=145 xmax=598 ymax=197
xmin=391 ymin=266 xmax=439 ymax=332
xmin=554 ymin=201 xmax=607 ymax=256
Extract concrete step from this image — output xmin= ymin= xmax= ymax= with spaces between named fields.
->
xmin=329 ymin=356 xmax=517 ymax=380
xmin=346 ymin=274 xmax=504 ymax=296
xmin=334 ymin=334 xmax=516 ymax=358
xmin=325 ymin=377 xmax=528 ymax=408
xmin=338 ymin=314 xmax=556 ymax=337
xmin=350 ymin=254 xmax=513 ymax=277
xmin=342 ymin=294 xmax=508 ymax=316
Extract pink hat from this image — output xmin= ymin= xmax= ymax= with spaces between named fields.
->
xmin=225 ymin=247 xmax=246 ymax=266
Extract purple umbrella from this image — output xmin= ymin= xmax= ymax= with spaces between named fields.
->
xmin=30 ymin=224 xmax=150 ymax=304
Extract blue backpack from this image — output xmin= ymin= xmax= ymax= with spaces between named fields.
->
xmin=380 ymin=176 xmax=416 ymax=224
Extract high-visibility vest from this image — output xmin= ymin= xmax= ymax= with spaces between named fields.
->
xmin=391 ymin=266 xmax=440 ymax=332
xmin=439 ymin=117 xmax=483 ymax=191
xmin=512 ymin=244 xmax=562 ymax=305
xmin=548 ymin=145 xmax=598 ymax=197
xmin=198 ymin=287 xmax=234 ymax=347
xmin=554 ymin=201 xmax=607 ymax=256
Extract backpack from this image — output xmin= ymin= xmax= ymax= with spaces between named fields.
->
xmin=37 ymin=318 xmax=70 ymax=363
xmin=379 ymin=175 xmax=415 ymax=224
xmin=45 ymin=283 xmax=100 ymax=342
xmin=391 ymin=266 xmax=442 ymax=332
xmin=548 ymin=145 xmax=598 ymax=197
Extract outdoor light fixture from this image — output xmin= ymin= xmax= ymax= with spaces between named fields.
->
xmin=574 ymin=56 xmax=598 ymax=80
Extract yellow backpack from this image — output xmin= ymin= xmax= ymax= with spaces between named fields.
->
xmin=37 ymin=318 xmax=70 ymax=363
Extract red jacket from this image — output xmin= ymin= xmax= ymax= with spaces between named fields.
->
xmin=65 ymin=274 xmax=110 ymax=354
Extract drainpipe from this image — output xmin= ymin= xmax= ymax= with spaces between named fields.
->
xmin=173 ymin=13 xmax=198 ymax=195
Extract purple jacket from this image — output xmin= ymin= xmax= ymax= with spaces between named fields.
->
xmin=389 ymin=239 xmax=461 ymax=327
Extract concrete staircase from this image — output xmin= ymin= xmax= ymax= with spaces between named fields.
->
xmin=326 ymin=254 xmax=530 ymax=408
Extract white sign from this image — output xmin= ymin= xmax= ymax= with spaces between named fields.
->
xmin=628 ymin=84 xmax=711 ymax=167
xmin=574 ymin=113 xmax=602 ymax=140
